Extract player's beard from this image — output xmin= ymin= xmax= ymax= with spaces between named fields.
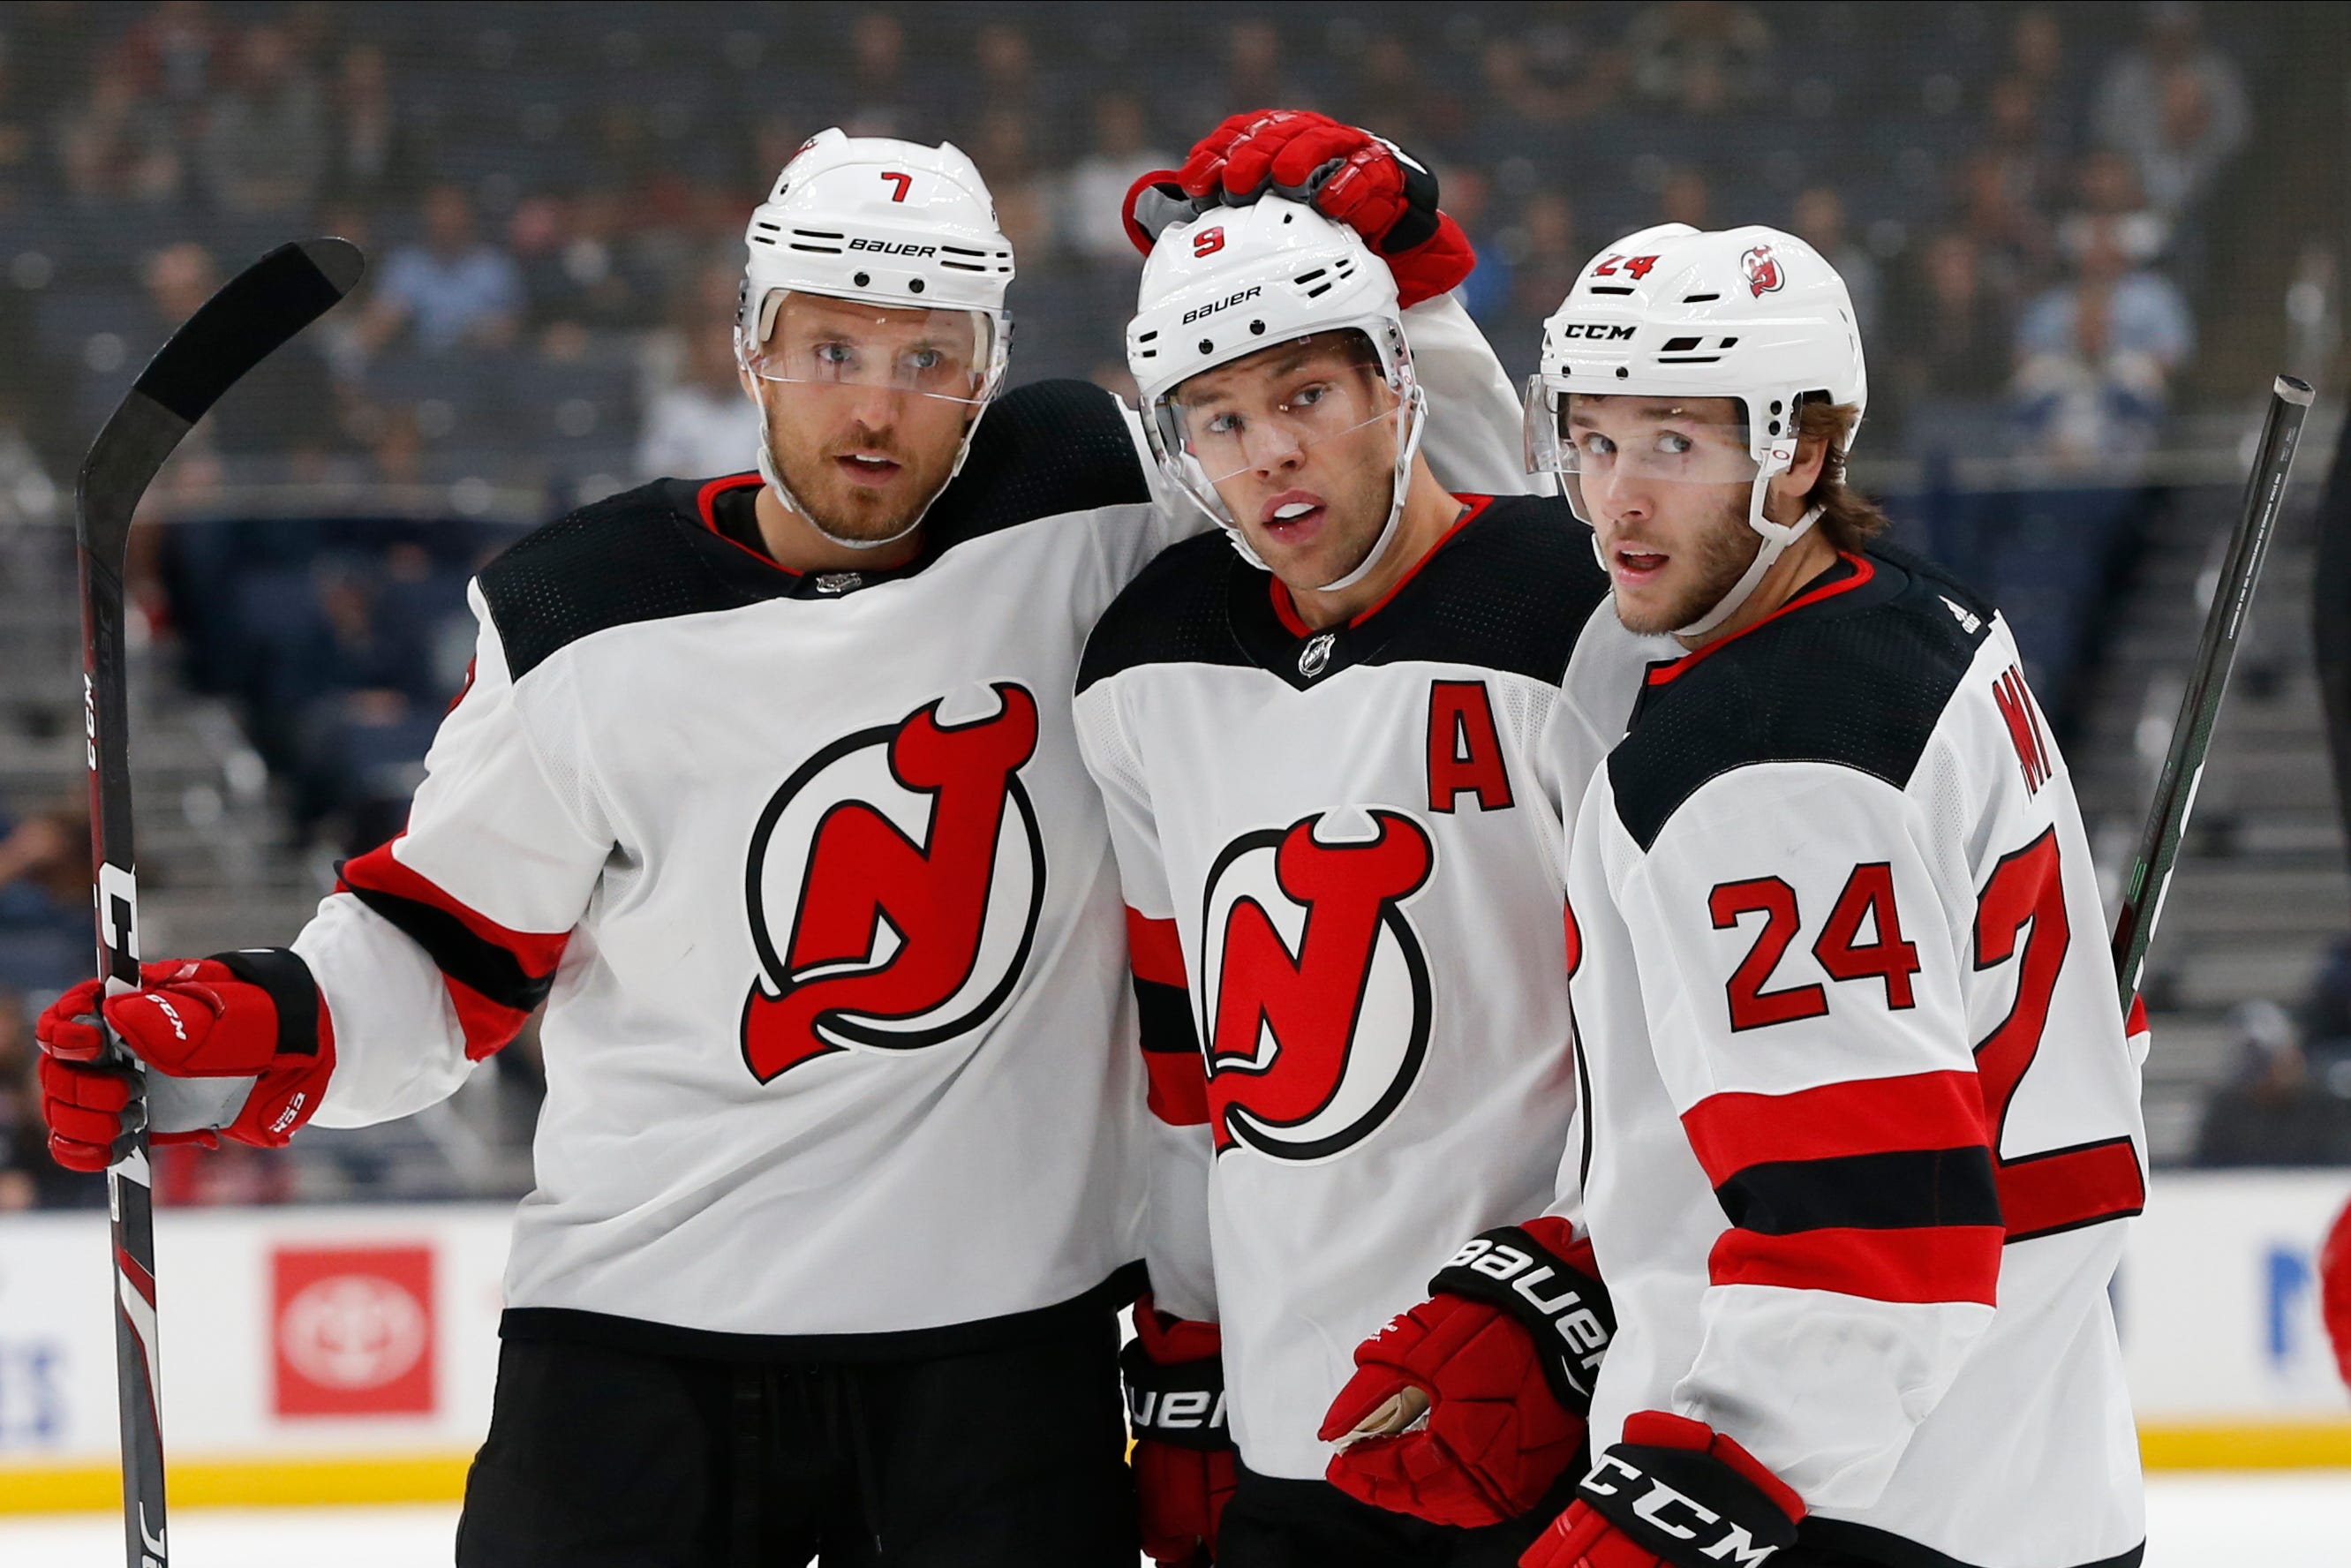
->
xmin=761 ymin=396 xmax=965 ymax=546
xmin=1614 ymin=491 xmax=1763 ymax=636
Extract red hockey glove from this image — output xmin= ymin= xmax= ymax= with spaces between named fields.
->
xmin=2323 ymin=1198 xmax=2351 ymax=1390
xmin=1200 ymin=109 xmax=1473 ymax=308
xmin=1320 ymin=1220 xmax=1613 ymax=1527
xmin=36 ymin=951 xmax=335 ymax=1172
xmin=1519 ymin=1413 xmax=1803 ymax=1568
xmin=1123 ymin=1293 xmax=1237 ymax=1566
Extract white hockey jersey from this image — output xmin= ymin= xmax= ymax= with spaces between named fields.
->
xmin=279 ymin=298 xmax=1535 ymax=1354
xmin=1563 ymin=547 xmax=2147 ymax=1568
xmin=1074 ymin=494 xmax=1672 ymax=1481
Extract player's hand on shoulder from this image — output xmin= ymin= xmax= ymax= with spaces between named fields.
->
xmin=1519 ymin=1413 xmax=1803 ymax=1568
xmin=34 ymin=953 xmax=335 ymax=1170
xmin=1123 ymin=1293 xmax=1237 ymax=1565
xmin=1319 ymin=1218 xmax=1610 ymax=1528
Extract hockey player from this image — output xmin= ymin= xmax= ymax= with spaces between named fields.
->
xmin=33 ymin=126 xmax=1532 ymax=1565
xmin=1081 ymin=157 xmax=1682 ymax=1559
xmin=1353 ymin=223 xmax=2150 ymax=1568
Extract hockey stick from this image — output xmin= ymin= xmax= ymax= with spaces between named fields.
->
xmin=75 ymin=237 xmax=364 ymax=1568
xmin=2110 ymin=374 xmax=2317 ymax=1013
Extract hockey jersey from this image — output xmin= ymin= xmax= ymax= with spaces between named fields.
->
xmin=1563 ymin=548 xmax=2146 ymax=1568
xmin=1074 ymin=494 xmax=1673 ymax=1480
xmin=280 ymin=296 xmax=1536 ymax=1353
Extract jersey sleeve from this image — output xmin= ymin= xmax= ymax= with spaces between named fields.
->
xmin=294 ymin=581 xmax=612 ymax=1127
xmin=1612 ymin=761 xmax=1999 ymax=1511
xmin=1072 ymin=675 xmax=1217 ymax=1323
xmin=1403 ymin=290 xmax=1552 ymax=501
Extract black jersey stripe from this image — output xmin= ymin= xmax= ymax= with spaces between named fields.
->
xmin=1714 ymin=1147 xmax=2002 ymax=1236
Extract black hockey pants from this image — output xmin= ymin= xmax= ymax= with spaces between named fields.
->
xmin=454 ymin=1312 xmax=1136 ymax=1567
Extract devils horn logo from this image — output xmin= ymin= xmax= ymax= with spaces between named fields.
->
xmin=1740 ymin=245 xmax=1784 ymax=298
xmin=741 ymin=682 xmax=1046 ymax=1082
xmin=1197 ymin=810 xmax=1435 ymax=1161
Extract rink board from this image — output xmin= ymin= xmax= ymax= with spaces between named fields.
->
xmin=0 ymin=1172 xmax=2346 ymax=1509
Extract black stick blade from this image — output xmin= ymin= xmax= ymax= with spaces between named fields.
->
xmin=74 ymin=237 xmax=364 ymax=571
xmin=130 ymin=237 xmax=364 ymax=426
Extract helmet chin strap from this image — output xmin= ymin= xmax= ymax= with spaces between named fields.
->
xmin=1674 ymin=500 xmax=1827 ymax=639
xmin=1307 ymin=382 xmax=1429 ymax=594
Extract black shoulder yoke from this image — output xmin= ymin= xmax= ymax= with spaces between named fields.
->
xmin=479 ymin=380 xmax=1149 ymax=680
xmin=1607 ymin=548 xmax=1999 ymax=852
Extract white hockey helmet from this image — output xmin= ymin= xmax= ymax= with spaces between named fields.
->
xmin=1526 ymin=223 xmax=1866 ymax=635
xmin=1127 ymin=197 xmax=1427 ymax=592
xmin=736 ymin=129 xmax=1017 ymax=547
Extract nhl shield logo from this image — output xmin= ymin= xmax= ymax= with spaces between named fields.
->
xmin=1740 ymin=245 xmax=1784 ymax=298
xmin=1195 ymin=809 xmax=1435 ymax=1161
xmin=740 ymin=682 xmax=1046 ymax=1082
xmin=1298 ymin=631 xmax=1336 ymax=679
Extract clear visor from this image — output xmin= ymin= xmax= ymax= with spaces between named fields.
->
xmin=742 ymin=289 xmax=998 ymax=406
xmin=1152 ymin=345 xmax=1401 ymax=496
xmin=1524 ymin=378 xmax=1761 ymax=521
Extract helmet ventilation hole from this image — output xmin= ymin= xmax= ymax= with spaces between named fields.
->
xmin=1198 ymin=338 xmax=1214 ymax=354
xmin=908 ymin=278 xmax=925 ymax=293
xmin=1250 ymin=320 xmax=1266 ymax=335
xmin=852 ymin=271 xmax=870 ymax=288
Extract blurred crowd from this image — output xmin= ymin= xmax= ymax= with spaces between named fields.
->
xmin=0 ymin=2 xmax=2263 ymax=502
xmin=0 ymin=4 xmax=2328 ymax=1200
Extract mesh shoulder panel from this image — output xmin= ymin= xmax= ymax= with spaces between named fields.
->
xmin=924 ymin=378 xmax=1151 ymax=554
xmin=478 ymin=479 xmax=795 ymax=681
xmin=1360 ymin=495 xmax=1610 ymax=683
xmin=1608 ymin=552 xmax=1994 ymax=852
xmin=1076 ymin=530 xmax=1245 ymax=694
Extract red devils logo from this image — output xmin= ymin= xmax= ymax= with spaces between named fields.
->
xmin=741 ymin=683 xmax=1045 ymax=1082
xmin=1740 ymin=245 xmax=1784 ymax=298
xmin=1198 ymin=810 xmax=1434 ymax=1160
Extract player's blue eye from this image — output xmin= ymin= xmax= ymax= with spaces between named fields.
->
xmin=1579 ymin=433 xmax=1616 ymax=458
xmin=1658 ymin=433 xmax=1693 ymax=456
xmin=908 ymin=348 xmax=944 ymax=372
xmin=1204 ymin=411 xmax=1240 ymax=437
xmin=1291 ymin=383 xmax=1328 ymax=410
xmin=816 ymin=343 xmax=854 ymax=366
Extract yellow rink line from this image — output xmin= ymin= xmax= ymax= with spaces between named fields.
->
xmin=2 ymin=1425 xmax=2349 ymax=1513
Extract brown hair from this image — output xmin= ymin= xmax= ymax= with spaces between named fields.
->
xmin=1794 ymin=396 xmax=1891 ymax=553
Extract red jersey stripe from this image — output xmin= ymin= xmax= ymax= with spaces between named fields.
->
xmin=1681 ymin=1070 xmax=1991 ymax=1186
xmin=1646 ymin=553 xmax=1877 ymax=687
xmin=1708 ymin=1223 xmax=2003 ymax=1306
xmin=1125 ymin=907 xmax=1187 ymax=990
xmin=1143 ymin=1047 xmax=1211 ymax=1127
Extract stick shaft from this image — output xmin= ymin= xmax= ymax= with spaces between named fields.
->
xmin=2110 ymin=375 xmax=2317 ymax=1007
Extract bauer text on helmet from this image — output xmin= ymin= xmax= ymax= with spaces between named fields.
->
xmin=1525 ymin=224 xmax=1882 ymax=639
xmin=1127 ymin=198 xmax=1429 ymax=599
xmin=736 ymin=129 xmax=1015 ymax=552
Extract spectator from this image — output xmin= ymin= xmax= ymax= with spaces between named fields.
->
xmin=198 ymin=23 xmax=325 ymax=215
xmin=1624 ymin=1 xmax=1773 ymax=115
xmin=968 ymin=22 xmax=1059 ymax=146
xmin=968 ymin=109 xmax=1052 ymax=262
xmin=1790 ymin=185 xmax=1880 ymax=340
xmin=1347 ymin=33 xmax=1459 ymax=153
xmin=637 ymin=264 xmax=762 ymax=481
xmin=1980 ymin=76 xmax=2068 ymax=219
xmin=1059 ymin=93 xmax=1169 ymax=265
xmin=1442 ymin=165 xmax=1509 ymax=324
xmin=2013 ymin=217 xmax=2193 ymax=464
xmin=115 ymin=0 xmax=222 ymax=112
xmin=1481 ymin=4 xmax=1621 ymax=125
xmin=2301 ymin=938 xmax=2351 ymax=1069
xmin=1892 ymin=231 xmax=2016 ymax=410
xmin=2195 ymin=1001 xmax=2351 ymax=1167
xmin=320 ymin=42 xmax=420 ymax=209
xmin=2092 ymin=1 xmax=2248 ymax=198
xmin=0 ymin=987 xmax=41 ymax=1210
xmin=838 ymin=11 xmax=919 ymax=140
xmin=2131 ymin=64 xmax=2235 ymax=222
xmin=1509 ymin=191 xmax=1583 ymax=323
xmin=0 ymin=34 xmax=37 ymax=200
xmin=56 ymin=57 xmax=185 ymax=205
xmin=0 ymin=803 xmax=92 ymax=993
xmin=512 ymin=192 xmax=644 ymax=344
xmin=1224 ymin=19 xmax=1308 ymax=115
xmin=2008 ymin=7 xmax=2067 ymax=109
xmin=357 ymin=184 xmax=524 ymax=356
xmin=1953 ymin=150 xmax=2053 ymax=304
xmin=1660 ymin=164 xmax=1710 ymax=230
xmin=2056 ymin=150 xmax=2169 ymax=271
